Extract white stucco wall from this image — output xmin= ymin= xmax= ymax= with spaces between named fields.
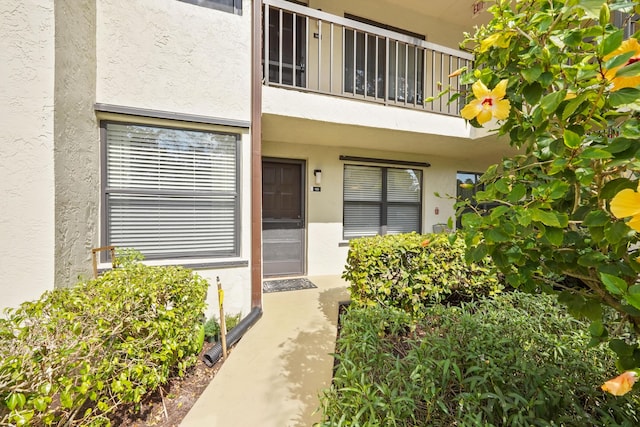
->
xmin=309 ymin=0 xmax=471 ymax=49
xmin=263 ymin=86 xmax=475 ymax=140
xmin=96 ymin=0 xmax=252 ymax=122
xmin=262 ymin=141 xmax=496 ymax=276
xmin=0 ymin=1 xmax=56 ymax=312
xmin=95 ymin=0 xmax=254 ymax=318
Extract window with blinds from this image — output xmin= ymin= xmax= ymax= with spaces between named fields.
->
xmin=103 ymin=122 xmax=240 ymax=260
xmin=177 ymin=0 xmax=242 ymax=15
xmin=343 ymin=165 xmax=422 ymax=239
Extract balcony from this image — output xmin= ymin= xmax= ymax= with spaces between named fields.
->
xmin=262 ymin=0 xmax=473 ymax=117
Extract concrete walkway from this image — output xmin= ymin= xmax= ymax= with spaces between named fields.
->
xmin=180 ymin=275 xmax=350 ymax=427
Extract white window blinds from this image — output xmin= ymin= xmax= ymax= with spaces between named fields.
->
xmin=343 ymin=164 xmax=422 ymax=239
xmin=104 ymin=123 xmax=239 ymax=259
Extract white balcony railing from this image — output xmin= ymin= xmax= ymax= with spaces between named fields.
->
xmin=263 ymin=0 xmax=474 ymax=116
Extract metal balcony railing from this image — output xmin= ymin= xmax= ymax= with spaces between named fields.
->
xmin=263 ymin=0 xmax=474 ymax=116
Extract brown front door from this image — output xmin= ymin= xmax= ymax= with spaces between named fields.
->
xmin=262 ymin=159 xmax=305 ymax=277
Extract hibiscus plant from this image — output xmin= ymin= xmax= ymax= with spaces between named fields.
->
xmin=456 ymin=0 xmax=640 ymax=393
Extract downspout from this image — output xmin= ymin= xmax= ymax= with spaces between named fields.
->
xmin=251 ymin=0 xmax=263 ymax=310
xmin=203 ymin=307 xmax=263 ymax=366
xmin=204 ymin=0 xmax=264 ymax=368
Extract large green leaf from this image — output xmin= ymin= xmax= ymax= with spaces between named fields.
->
xmin=604 ymin=50 xmax=635 ymax=70
xmin=601 ymin=29 xmax=623 ymax=56
xmin=523 ymin=82 xmax=544 ymax=105
xmin=610 ymin=88 xmax=640 ymax=107
xmin=589 ymin=320 xmax=605 ymax=337
xmin=562 ymin=94 xmax=587 ymax=120
xmin=605 ymin=137 xmax=634 ymax=154
xmin=578 ymin=251 xmax=608 ymax=267
xmin=604 ymin=221 xmax=630 ymax=244
xmin=583 ymin=210 xmax=609 ymax=227
xmin=625 ymin=291 xmax=640 ymax=311
xmin=622 ymin=119 xmax=640 ymax=138
xmin=563 ymin=129 xmax=582 ymax=148
xmin=548 ymin=158 xmax=569 ymax=175
xmin=540 ymin=90 xmax=567 ymax=114
xmin=485 ymin=228 xmax=512 ymax=243
xmin=610 ymin=338 xmax=636 ymax=357
xmin=521 ymin=64 xmax=542 ymax=83
xmin=600 ymin=272 xmax=628 ymax=295
xmin=581 ymin=147 xmax=613 ymax=159
xmin=615 ymin=60 xmax=640 ymax=78
xmin=601 ymin=177 xmax=636 ymax=200
xmin=544 ymin=227 xmax=564 ymax=245
xmin=530 ymin=209 xmax=569 ymax=227
xmin=507 ymin=184 xmax=526 ymax=203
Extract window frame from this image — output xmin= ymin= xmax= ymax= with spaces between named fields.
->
xmin=177 ymin=0 xmax=242 ymax=15
xmin=342 ymin=164 xmax=423 ymax=240
xmin=456 ymin=171 xmax=494 ymax=229
xmin=100 ymin=120 xmax=241 ymax=262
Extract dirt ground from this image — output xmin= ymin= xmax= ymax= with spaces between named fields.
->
xmin=113 ymin=342 xmax=223 ymax=427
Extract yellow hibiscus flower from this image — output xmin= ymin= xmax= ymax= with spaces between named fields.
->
xmin=610 ymin=183 xmax=640 ymax=232
xmin=603 ymin=38 xmax=640 ymax=91
xmin=602 ymin=371 xmax=638 ymax=396
xmin=461 ymin=80 xmax=511 ymax=125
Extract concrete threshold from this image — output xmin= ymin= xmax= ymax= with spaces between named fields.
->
xmin=180 ymin=275 xmax=350 ymax=427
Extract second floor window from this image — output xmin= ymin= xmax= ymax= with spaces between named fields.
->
xmin=178 ymin=0 xmax=242 ymax=15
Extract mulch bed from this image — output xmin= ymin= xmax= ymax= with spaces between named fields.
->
xmin=112 ymin=342 xmax=224 ymax=427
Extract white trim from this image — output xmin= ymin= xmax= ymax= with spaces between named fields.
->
xmin=95 ymin=103 xmax=251 ymax=128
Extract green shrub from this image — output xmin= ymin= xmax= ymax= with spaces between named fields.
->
xmin=342 ymin=232 xmax=502 ymax=317
xmin=320 ymin=292 xmax=640 ymax=426
xmin=203 ymin=313 xmax=241 ymax=342
xmin=0 ymin=256 xmax=208 ymax=426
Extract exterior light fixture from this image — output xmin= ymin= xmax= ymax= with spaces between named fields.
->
xmin=314 ymin=169 xmax=322 ymax=185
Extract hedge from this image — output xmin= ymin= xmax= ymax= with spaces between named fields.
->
xmin=342 ymin=232 xmax=503 ymax=317
xmin=320 ymin=292 xmax=640 ymax=426
xmin=0 ymin=254 xmax=208 ymax=426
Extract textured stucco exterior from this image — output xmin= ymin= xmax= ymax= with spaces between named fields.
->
xmin=0 ymin=1 xmax=56 ymax=310
xmin=95 ymin=0 xmax=254 ymax=318
xmin=262 ymin=141 xmax=497 ymax=276
xmin=54 ymin=0 xmax=99 ymax=286
xmin=309 ymin=0 xmax=476 ymax=49
xmin=96 ymin=0 xmax=251 ymax=121
xmin=1 ymin=0 xmax=254 ymax=315
xmin=1 ymin=0 xmax=510 ymax=317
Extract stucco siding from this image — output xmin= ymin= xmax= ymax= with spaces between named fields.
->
xmin=309 ymin=0 xmax=471 ymax=49
xmin=54 ymin=0 xmax=99 ymax=287
xmin=263 ymin=86 xmax=475 ymax=140
xmin=0 ymin=0 xmax=56 ymax=311
xmin=96 ymin=0 xmax=252 ymax=121
xmin=93 ymin=0 xmax=254 ymax=317
xmin=263 ymin=141 xmax=496 ymax=276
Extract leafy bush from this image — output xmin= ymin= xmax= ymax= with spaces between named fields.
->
xmin=203 ymin=314 xmax=241 ymax=342
xmin=320 ymin=292 xmax=640 ymax=426
xmin=342 ymin=232 xmax=503 ymax=317
xmin=455 ymin=0 xmax=640 ymax=370
xmin=0 ymin=255 xmax=208 ymax=426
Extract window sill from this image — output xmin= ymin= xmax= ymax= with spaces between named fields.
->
xmin=338 ymin=241 xmax=351 ymax=247
xmin=98 ymin=258 xmax=249 ymax=273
